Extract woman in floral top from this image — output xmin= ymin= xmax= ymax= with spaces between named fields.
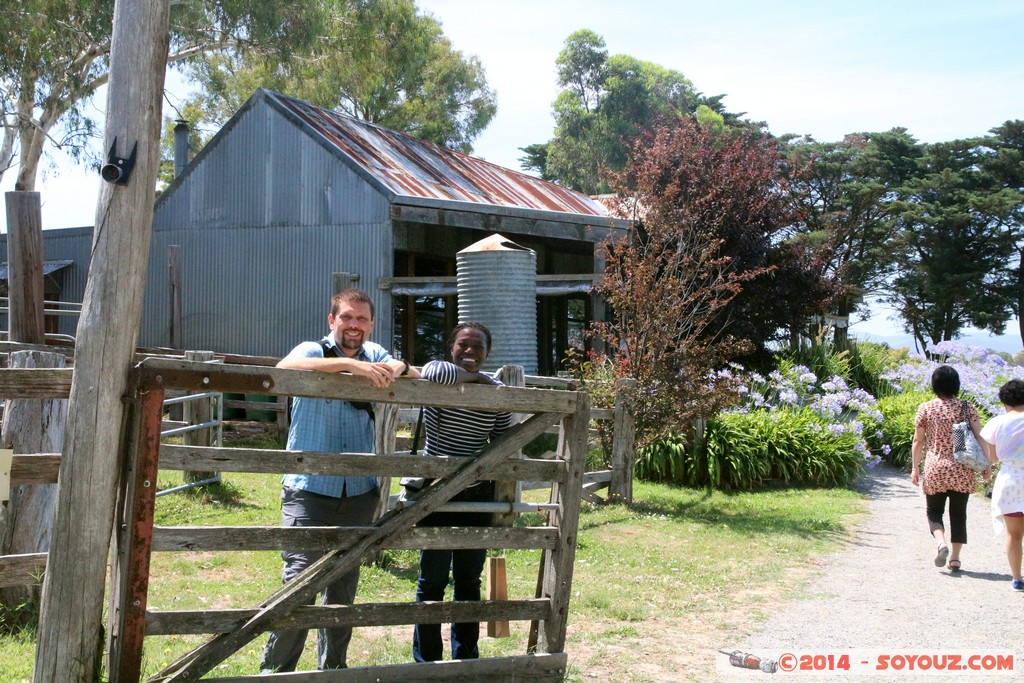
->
xmin=910 ymin=365 xmax=987 ymax=571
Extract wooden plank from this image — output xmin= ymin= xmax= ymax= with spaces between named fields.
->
xmin=206 ymin=652 xmax=568 ymax=683
xmin=589 ymin=408 xmax=614 ymax=420
xmin=146 ymin=598 xmax=550 ymax=635
xmin=0 ymin=341 xmax=76 ymax=359
xmin=486 ymin=557 xmax=511 ymax=638
xmin=156 ymin=412 xmax=562 ymax=681
xmin=220 ymin=399 xmax=286 ymax=413
xmin=183 ymin=350 xmax=216 ymax=482
xmin=152 ymin=525 xmax=559 ymax=552
xmin=158 ymin=445 xmax=568 ymax=483
xmin=0 ymin=552 xmax=46 ymax=588
xmin=10 ymin=453 xmax=61 ymax=484
xmin=390 ymin=201 xmax=624 ymax=241
xmin=0 ymin=367 xmax=73 ymax=398
xmin=134 ymin=358 xmax=580 ymax=415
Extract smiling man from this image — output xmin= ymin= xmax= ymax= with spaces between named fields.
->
xmin=261 ymin=288 xmax=419 ymax=673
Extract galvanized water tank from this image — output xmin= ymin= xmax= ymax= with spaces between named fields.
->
xmin=456 ymin=233 xmax=537 ymax=373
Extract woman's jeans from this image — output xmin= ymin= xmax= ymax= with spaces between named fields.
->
xmin=412 ymin=481 xmax=494 ymax=662
xmin=412 ymin=547 xmax=488 ymax=661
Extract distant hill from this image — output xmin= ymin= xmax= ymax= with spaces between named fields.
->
xmin=851 ymin=331 xmax=1023 ymax=356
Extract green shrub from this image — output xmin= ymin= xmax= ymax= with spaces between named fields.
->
xmin=867 ymin=390 xmax=929 ymax=469
xmin=847 ymin=342 xmax=907 ymax=399
xmin=637 ymin=408 xmax=864 ymax=490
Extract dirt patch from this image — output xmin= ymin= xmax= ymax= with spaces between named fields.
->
xmin=561 ymin=560 xmax=824 ymax=682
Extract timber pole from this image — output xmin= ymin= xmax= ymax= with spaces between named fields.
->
xmin=5 ymin=192 xmax=46 ymax=344
xmin=33 ymin=1 xmax=171 ymax=681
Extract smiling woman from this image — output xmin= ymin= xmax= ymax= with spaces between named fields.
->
xmin=411 ymin=321 xmax=514 ymax=663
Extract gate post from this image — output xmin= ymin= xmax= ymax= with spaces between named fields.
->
xmin=108 ymin=387 xmax=166 ymax=683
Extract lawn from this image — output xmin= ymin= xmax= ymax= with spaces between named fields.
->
xmin=0 ymin=424 xmax=863 ymax=682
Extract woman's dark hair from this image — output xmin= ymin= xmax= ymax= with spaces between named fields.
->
xmin=999 ymin=379 xmax=1024 ymax=408
xmin=447 ymin=321 xmax=493 ymax=352
xmin=931 ymin=365 xmax=960 ymax=399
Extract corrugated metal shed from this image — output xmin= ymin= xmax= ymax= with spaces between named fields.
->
xmin=267 ymin=90 xmax=610 ymax=218
xmin=5 ymin=89 xmax=628 ymax=362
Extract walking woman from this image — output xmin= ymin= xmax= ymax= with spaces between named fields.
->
xmin=910 ymin=365 xmax=987 ymax=571
xmin=980 ymin=379 xmax=1024 ymax=589
xmin=412 ymin=322 xmax=512 ymax=662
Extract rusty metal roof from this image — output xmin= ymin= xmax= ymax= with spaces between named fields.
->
xmin=267 ymin=90 xmax=611 ymax=218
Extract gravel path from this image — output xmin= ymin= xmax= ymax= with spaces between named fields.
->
xmin=724 ymin=462 xmax=1020 ymax=682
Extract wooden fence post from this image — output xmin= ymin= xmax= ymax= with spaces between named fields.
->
xmin=0 ymin=350 xmax=67 ymax=611
xmin=183 ymin=350 xmax=215 ymax=483
xmin=609 ymin=378 xmax=636 ymax=504
xmin=5 ymin=191 xmax=46 ymax=345
xmin=33 ymin=1 xmax=171 ymax=679
xmin=374 ymin=402 xmax=399 ymax=521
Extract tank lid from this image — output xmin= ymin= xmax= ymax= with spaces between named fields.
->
xmin=458 ymin=233 xmax=534 ymax=254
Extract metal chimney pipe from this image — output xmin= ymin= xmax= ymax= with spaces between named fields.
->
xmin=173 ymin=119 xmax=190 ymax=177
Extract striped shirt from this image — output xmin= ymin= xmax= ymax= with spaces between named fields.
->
xmin=282 ymin=337 xmax=391 ymax=498
xmin=421 ymin=360 xmax=513 ymax=459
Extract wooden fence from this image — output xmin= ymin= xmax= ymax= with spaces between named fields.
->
xmin=1 ymin=352 xmax=590 ymax=682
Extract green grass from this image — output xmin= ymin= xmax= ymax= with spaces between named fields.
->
xmin=0 ymin=425 xmax=864 ymax=681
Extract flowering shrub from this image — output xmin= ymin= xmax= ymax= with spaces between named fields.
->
xmin=882 ymin=341 xmax=1024 ymax=416
xmin=637 ymin=357 xmax=888 ymax=489
xmin=728 ymin=359 xmax=886 ymax=468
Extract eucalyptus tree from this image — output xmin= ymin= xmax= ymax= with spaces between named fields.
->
xmin=165 ymin=0 xmax=496 ymax=168
xmin=523 ymin=28 xmax=732 ymax=194
xmin=1 ymin=1 xmax=329 ymax=191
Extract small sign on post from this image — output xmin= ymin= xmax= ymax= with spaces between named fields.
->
xmin=0 ymin=448 xmax=13 ymax=503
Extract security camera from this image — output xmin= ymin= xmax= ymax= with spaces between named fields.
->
xmin=101 ymin=138 xmax=137 ymax=185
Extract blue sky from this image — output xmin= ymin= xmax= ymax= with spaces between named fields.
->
xmin=3 ymin=0 xmax=1022 ymax=347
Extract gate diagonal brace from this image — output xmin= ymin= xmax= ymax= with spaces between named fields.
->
xmin=152 ymin=411 xmax=563 ymax=682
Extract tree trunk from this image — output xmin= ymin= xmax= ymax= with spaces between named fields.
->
xmin=33 ymin=1 xmax=171 ymax=680
xmin=0 ymin=351 xmax=67 ymax=612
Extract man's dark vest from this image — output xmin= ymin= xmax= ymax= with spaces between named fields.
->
xmin=319 ymin=340 xmax=376 ymax=423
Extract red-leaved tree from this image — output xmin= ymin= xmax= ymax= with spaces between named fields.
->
xmin=593 ymin=116 xmax=834 ymax=444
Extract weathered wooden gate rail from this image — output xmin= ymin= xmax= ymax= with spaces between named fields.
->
xmin=97 ymin=357 xmax=590 ymax=683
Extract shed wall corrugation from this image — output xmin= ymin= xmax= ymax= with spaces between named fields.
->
xmin=140 ymin=222 xmax=392 ymax=357
xmin=155 ymin=106 xmax=389 ymax=232
xmin=146 ymin=98 xmax=396 ymax=357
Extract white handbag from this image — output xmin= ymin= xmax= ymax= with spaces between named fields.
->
xmin=952 ymin=401 xmax=988 ymax=472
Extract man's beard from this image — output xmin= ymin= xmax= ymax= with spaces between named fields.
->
xmin=339 ymin=331 xmax=364 ymax=350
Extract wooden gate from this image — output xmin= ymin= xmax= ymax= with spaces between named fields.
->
xmin=106 ymin=356 xmax=589 ymax=682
